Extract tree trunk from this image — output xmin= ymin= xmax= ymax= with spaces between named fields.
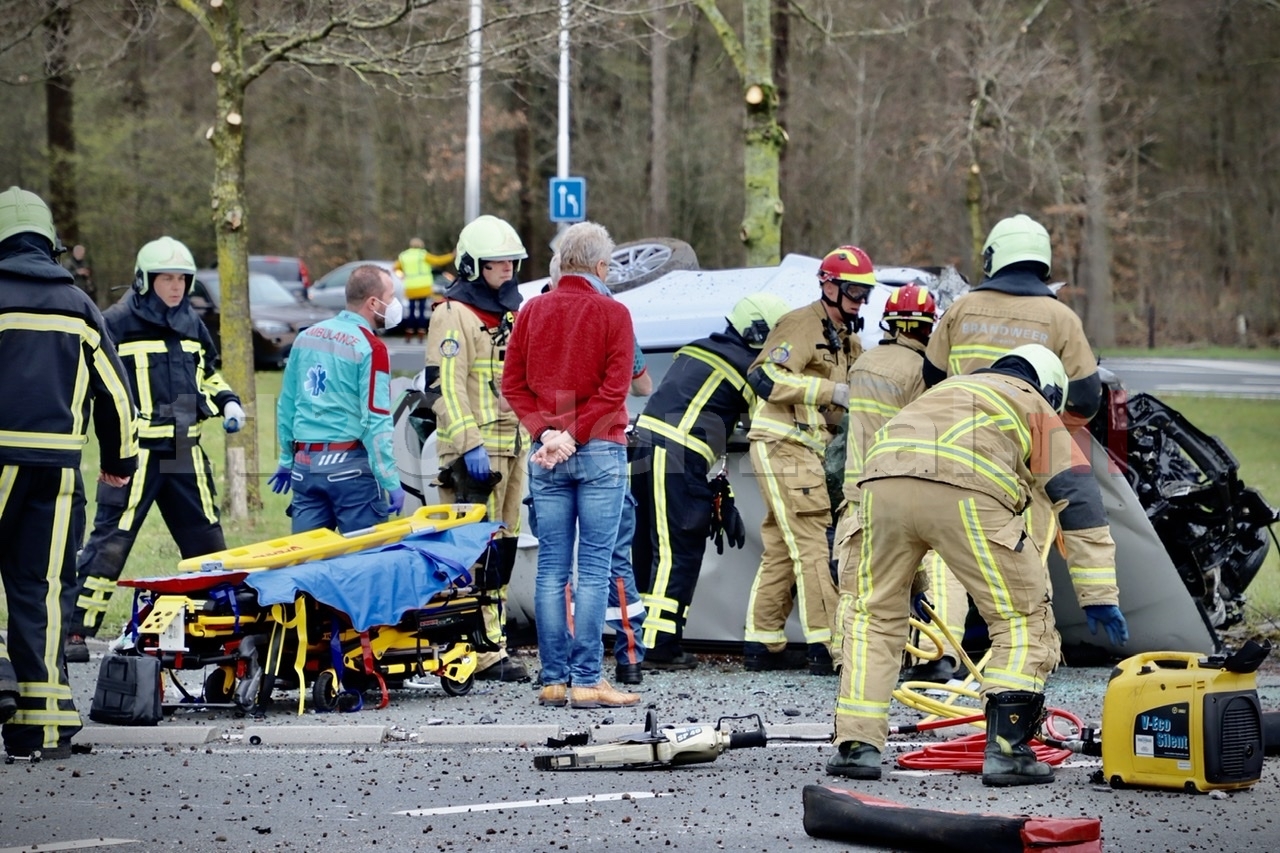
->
xmin=1072 ymin=0 xmax=1115 ymax=347
xmin=44 ymin=0 xmax=78 ymax=246
xmin=740 ymin=0 xmax=783 ymax=265
xmin=646 ymin=4 xmax=670 ymax=235
xmin=206 ymin=0 xmax=259 ymax=518
xmin=771 ymin=0 xmax=788 ymax=253
xmin=693 ymin=0 xmax=784 ymax=266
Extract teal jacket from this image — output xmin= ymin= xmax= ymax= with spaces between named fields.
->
xmin=276 ymin=310 xmax=397 ymax=490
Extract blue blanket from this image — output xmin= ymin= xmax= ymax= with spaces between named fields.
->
xmin=244 ymin=523 xmax=502 ymax=632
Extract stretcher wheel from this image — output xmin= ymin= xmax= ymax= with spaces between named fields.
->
xmin=312 ymin=670 xmax=340 ymax=713
xmin=204 ymin=667 xmax=236 ymax=704
xmin=440 ymin=674 xmax=474 ymax=697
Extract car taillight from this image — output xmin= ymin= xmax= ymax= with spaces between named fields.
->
xmin=300 ymin=260 xmax=311 ymax=288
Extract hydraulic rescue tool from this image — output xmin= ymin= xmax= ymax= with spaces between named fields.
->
xmin=533 ymin=711 xmax=823 ymax=770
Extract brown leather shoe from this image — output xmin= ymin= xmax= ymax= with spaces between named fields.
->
xmin=569 ymin=681 xmax=640 ymax=709
xmin=537 ymin=683 xmax=568 ymax=707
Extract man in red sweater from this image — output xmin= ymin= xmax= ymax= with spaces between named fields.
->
xmin=502 ymin=221 xmax=640 ymax=710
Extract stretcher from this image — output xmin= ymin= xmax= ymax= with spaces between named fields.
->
xmin=112 ymin=504 xmax=507 ymax=717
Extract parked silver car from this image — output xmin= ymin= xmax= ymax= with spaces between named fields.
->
xmin=393 ymin=251 xmax=1275 ymax=658
xmin=308 ymin=260 xmax=408 ymax=315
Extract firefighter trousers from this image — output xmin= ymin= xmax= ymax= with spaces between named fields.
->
xmin=439 ymin=451 xmax=525 ymax=669
xmin=0 ymin=465 xmax=86 ymax=755
xmin=834 ymin=478 xmax=1059 ymax=750
xmin=832 ymin=509 xmax=967 ymax=669
xmin=70 ymin=442 xmax=225 ymax=637
xmin=630 ymin=443 xmax=713 ymax=656
xmin=745 ymin=439 xmax=839 ymax=652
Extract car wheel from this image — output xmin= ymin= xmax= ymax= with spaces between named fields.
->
xmin=607 ymin=238 xmax=698 ymax=292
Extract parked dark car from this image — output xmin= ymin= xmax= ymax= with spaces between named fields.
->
xmin=191 ymin=270 xmax=336 ymax=369
xmin=249 ymin=255 xmax=312 ymax=301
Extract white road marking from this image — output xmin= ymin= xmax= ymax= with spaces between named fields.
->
xmin=396 ymin=790 xmax=669 ymax=816
xmin=0 ymin=840 xmax=137 ymax=853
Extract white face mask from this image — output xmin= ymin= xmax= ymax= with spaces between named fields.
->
xmin=376 ymin=297 xmax=403 ymax=330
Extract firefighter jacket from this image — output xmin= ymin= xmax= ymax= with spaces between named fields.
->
xmin=923 ymin=270 xmax=1101 ymax=420
xmin=276 ymin=309 xmax=397 ymax=490
xmin=746 ymin=300 xmax=859 ymax=454
xmin=396 ymin=247 xmax=435 ymax=301
xmin=636 ymin=330 xmax=757 ymax=466
xmin=860 ymin=371 xmax=1119 ymax=607
xmin=104 ymin=290 xmax=239 ymax=446
xmin=0 ymin=239 xmax=137 ymax=476
xmin=423 ymin=298 xmax=521 ymax=459
xmin=842 ymin=333 xmax=928 ymax=504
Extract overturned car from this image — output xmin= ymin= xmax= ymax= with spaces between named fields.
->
xmin=394 ymin=250 xmax=1277 ymax=659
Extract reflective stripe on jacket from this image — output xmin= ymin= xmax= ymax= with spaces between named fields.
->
xmin=842 ymin=334 xmax=927 ymax=503
xmin=276 ymin=310 xmax=397 ymax=489
xmin=861 ymin=371 xmax=1118 ymax=606
xmin=636 ymin=332 xmax=756 ymax=465
xmin=423 ymin=299 xmax=521 ymax=458
xmin=924 ymin=272 xmax=1101 ymax=419
xmin=397 ymin=248 xmax=434 ymax=300
xmin=0 ymin=252 xmax=137 ymax=475
xmin=746 ymin=300 xmax=857 ymax=453
xmin=105 ymin=301 xmax=237 ymax=445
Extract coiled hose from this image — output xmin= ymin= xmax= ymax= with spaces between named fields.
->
xmin=891 ymin=602 xmax=1079 ymax=772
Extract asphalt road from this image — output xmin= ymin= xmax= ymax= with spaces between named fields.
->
xmin=1099 ymin=357 xmax=1280 ymax=399
xmin=2 ymin=651 xmax=1278 ymax=852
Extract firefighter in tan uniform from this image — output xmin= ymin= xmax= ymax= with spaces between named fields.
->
xmin=924 ymin=214 xmax=1101 ymax=428
xmin=423 ymin=215 xmax=528 ymax=682
xmin=830 ymin=282 xmax=953 ymax=682
xmin=828 ymin=345 xmax=1129 ymax=786
xmin=924 ymin=214 xmax=1103 ymax=659
xmin=742 ymin=246 xmax=872 ymax=675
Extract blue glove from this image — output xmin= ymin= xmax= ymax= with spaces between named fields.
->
xmin=1084 ymin=604 xmax=1129 ymax=646
xmin=268 ymin=465 xmax=292 ymax=495
xmin=387 ymin=487 xmax=406 ymax=515
xmin=463 ymin=445 xmax=490 ymax=481
xmin=222 ymin=401 xmax=246 ymax=433
xmin=911 ymin=592 xmax=933 ymax=624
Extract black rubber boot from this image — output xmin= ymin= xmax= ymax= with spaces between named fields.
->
xmin=0 ymin=691 xmax=17 ymax=725
xmin=899 ymin=655 xmax=956 ymax=684
xmin=825 ymin=741 xmax=882 ymax=780
xmin=982 ymin=690 xmax=1054 ymax=787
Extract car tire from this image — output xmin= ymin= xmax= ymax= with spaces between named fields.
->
xmin=606 ymin=238 xmax=698 ymax=292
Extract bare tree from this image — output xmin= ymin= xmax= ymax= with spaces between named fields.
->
xmin=1071 ymin=0 xmax=1114 ymax=346
xmin=169 ymin=0 xmax=564 ymax=515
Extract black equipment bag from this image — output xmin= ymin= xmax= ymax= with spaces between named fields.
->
xmin=89 ymin=654 xmax=163 ymax=726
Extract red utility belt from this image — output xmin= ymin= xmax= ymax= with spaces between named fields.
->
xmin=293 ymin=440 xmax=361 ymax=452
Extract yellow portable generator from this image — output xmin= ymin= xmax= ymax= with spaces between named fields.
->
xmin=1101 ymin=641 xmax=1269 ymax=792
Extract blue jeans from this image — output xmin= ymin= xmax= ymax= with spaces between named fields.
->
xmin=289 ymin=448 xmax=388 ymax=534
xmin=606 ymin=491 xmax=646 ymax=666
xmin=528 ymin=439 xmax=627 ymax=687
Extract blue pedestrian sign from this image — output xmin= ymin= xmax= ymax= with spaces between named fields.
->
xmin=549 ymin=177 xmax=587 ymax=223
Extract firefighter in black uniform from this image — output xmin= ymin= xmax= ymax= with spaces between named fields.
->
xmin=631 ymin=293 xmax=792 ymax=669
xmin=0 ymin=186 xmax=138 ymax=759
xmin=65 ymin=237 xmax=244 ymax=661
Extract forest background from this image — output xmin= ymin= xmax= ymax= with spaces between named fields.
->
xmin=2 ymin=0 xmax=1277 ymax=349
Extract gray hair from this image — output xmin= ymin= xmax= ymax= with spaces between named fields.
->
xmin=548 ymin=252 xmax=561 ymax=286
xmin=346 ymin=264 xmax=390 ymax=306
xmin=555 ymin=221 xmax=614 ymax=275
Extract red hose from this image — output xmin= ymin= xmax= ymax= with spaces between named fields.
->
xmin=895 ymin=707 xmax=1082 ymax=773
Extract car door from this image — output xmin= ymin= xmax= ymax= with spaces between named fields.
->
xmin=190 ymin=278 xmax=222 ymax=350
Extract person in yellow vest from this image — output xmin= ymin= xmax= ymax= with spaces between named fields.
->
xmin=828 ymin=345 xmax=1127 ymax=786
xmin=395 ymin=238 xmax=454 ymax=341
xmin=421 ymin=215 xmax=528 ymax=682
xmin=742 ymin=246 xmax=870 ymax=676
